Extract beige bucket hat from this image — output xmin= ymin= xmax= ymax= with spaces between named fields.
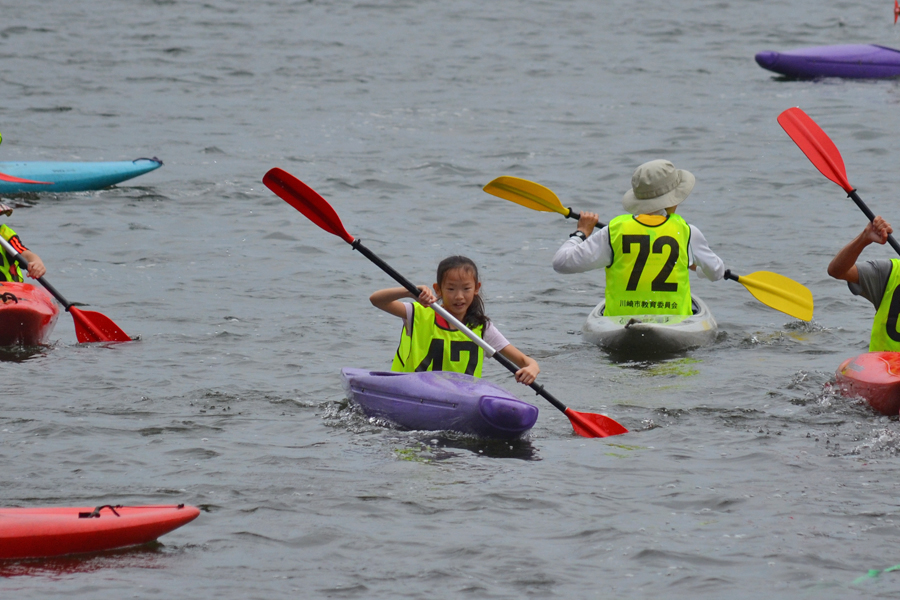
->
xmin=622 ymin=159 xmax=695 ymax=214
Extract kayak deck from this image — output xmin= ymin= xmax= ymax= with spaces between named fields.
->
xmin=582 ymin=295 xmax=717 ymax=356
xmin=835 ymin=352 xmax=900 ymax=415
xmin=341 ymin=368 xmax=539 ymax=439
xmin=0 ymin=281 xmax=59 ymax=346
xmin=0 ymin=504 xmax=200 ymax=560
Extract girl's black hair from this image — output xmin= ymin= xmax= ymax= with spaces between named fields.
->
xmin=436 ymin=255 xmax=489 ymax=328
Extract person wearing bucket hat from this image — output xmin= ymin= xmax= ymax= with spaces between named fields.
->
xmin=552 ymin=159 xmax=724 ymax=317
xmin=0 ymin=203 xmax=46 ymax=281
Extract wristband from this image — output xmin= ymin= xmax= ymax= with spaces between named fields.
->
xmin=569 ymin=231 xmax=586 ymax=241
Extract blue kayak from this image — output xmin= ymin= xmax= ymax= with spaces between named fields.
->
xmin=0 ymin=157 xmax=162 ymax=194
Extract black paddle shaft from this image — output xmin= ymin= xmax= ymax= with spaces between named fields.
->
xmin=350 ymin=238 xmax=570 ymax=414
xmin=847 ymin=189 xmax=900 ymax=256
xmin=31 ymin=276 xmax=74 ymax=311
xmin=565 ymin=209 xmax=610 ymax=230
xmin=569 ymin=212 xmax=609 ymax=231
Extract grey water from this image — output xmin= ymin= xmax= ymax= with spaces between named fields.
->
xmin=3 ymin=0 xmax=900 ymax=597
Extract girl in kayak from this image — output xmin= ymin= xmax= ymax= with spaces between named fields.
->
xmin=552 ymin=159 xmax=724 ymax=316
xmin=0 ymin=203 xmax=46 ymax=281
xmin=370 ymin=255 xmax=540 ymax=384
xmin=827 ymin=215 xmax=899 ymax=351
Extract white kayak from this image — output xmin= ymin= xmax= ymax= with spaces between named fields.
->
xmin=582 ymin=295 xmax=717 ymax=355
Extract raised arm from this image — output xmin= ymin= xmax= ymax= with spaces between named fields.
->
xmin=552 ymin=213 xmax=611 ymax=274
xmin=828 ymin=217 xmax=892 ymax=284
xmin=370 ymin=285 xmax=436 ymax=318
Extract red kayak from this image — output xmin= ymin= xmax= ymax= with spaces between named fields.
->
xmin=0 ymin=504 xmax=200 ymax=559
xmin=0 ymin=281 xmax=59 ymax=346
xmin=835 ymin=352 xmax=900 ymax=415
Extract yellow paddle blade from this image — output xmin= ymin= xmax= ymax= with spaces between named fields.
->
xmin=737 ymin=271 xmax=814 ymax=321
xmin=483 ymin=176 xmax=572 ymax=217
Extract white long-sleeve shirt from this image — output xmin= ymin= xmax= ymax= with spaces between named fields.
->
xmin=552 ymin=223 xmax=725 ymax=281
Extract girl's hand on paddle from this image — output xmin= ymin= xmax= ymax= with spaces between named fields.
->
xmin=514 ymin=362 xmax=539 ymax=385
xmin=498 ymin=344 xmax=540 ymax=385
xmin=22 ymin=251 xmax=45 ymax=279
xmin=27 ymin=260 xmax=45 ymax=279
xmin=415 ymin=285 xmax=437 ymax=307
xmin=867 ymin=216 xmax=893 ymax=245
xmin=577 ymin=212 xmax=599 ymax=237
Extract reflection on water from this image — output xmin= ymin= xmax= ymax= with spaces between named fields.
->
xmin=326 ymin=397 xmax=541 ymax=460
xmin=0 ymin=343 xmax=52 ymax=363
xmin=409 ymin=432 xmax=540 ymax=461
xmin=0 ymin=543 xmax=170 ymax=579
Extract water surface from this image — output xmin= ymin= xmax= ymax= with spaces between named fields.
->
xmin=3 ymin=0 xmax=900 ymax=597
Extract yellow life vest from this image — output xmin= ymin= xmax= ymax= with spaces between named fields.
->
xmin=390 ymin=303 xmax=485 ymax=377
xmin=870 ymin=258 xmax=900 ymax=351
xmin=0 ymin=224 xmax=25 ymax=283
xmin=604 ymin=213 xmax=692 ymax=316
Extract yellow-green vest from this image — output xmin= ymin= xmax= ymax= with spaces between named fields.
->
xmin=604 ymin=213 xmax=692 ymax=316
xmin=0 ymin=224 xmax=24 ymax=283
xmin=391 ymin=303 xmax=485 ymax=377
xmin=870 ymin=258 xmax=900 ymax=351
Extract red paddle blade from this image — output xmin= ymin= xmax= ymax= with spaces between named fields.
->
xmin=263 ymin=168 xmax=355 ymax=244
xmin=0 ymin=171 xmax=51 ymax=184
xmin=564 ymin=407 xmax=628 ymax=438
xmin=70 ymin=307 xmax=131 ymax=343
xmin=777 ymin=107 xmax=854 ymax=193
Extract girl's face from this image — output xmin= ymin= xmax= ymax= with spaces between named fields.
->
xmin=434 ymin=267 xmax=480 ymax=321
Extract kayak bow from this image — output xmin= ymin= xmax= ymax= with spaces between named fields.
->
xmin=0 ymin=158 xmax=162 ymax=194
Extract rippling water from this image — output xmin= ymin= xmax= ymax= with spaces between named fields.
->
xmin=4 ymin=0 xmax=900 ymax=598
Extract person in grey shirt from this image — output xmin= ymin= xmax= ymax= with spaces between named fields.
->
xmin=827 ymin=216 xmax=894 ymax=309
xmin=827 ymin=215 xmax=900 ymax=351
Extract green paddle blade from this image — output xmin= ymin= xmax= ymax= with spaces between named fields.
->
xmin=737 ymin=270 xmax=814 ymax=321
xmin=483 ymin=176 xmax=572 ymax=217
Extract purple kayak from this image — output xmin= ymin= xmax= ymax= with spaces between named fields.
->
xmin=755 ymin=44 xmax=900 ymax=79
xmin=340 ymin=368 xmax=539 ymax=439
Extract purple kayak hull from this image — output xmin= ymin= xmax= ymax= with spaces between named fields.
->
xmin=755 ymin=44 xmax=900 ymax=79
xmin=340 ymin=368 xmax=538 ymax=439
